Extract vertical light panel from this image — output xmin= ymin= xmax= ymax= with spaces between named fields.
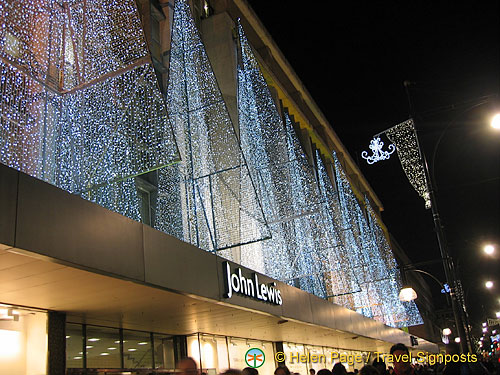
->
xmin=155 ymin=0 xmax=269 ymax=252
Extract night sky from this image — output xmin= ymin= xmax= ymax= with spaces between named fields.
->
xmin=245 ymin=1 xmax=500 ymax=331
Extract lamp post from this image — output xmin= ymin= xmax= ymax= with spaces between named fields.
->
xmin=362 ymin=121 xmax=470 ymax=352
xmin=358 ymin=87 xmax=500 ymax=353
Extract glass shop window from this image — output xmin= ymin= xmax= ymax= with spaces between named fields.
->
xmin=153 ymin=333 xmax=175 ymax=370
xmin=227 ymin=337 xmax=275 ymax=375
xmin=283 ymin=342 xmax=308 ymax=375
xmin=85 ymin=325 xmax=121 ymax=368
xmin=66 ymin=323 xmax=84 ymax=369
xmin=0 ymin=307 xmax=47 ymax=375
xmin=123 ymin=329 xmax=153 ymax=368
xmin=304 ymin=345 xmax=326 ymax=373
xmin=136 ymin=175 xmax=157 ymax=226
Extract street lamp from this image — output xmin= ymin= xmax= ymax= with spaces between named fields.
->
xmin=491 ymin=113 xmax=500 ymax=130
xmin=443 ymin=328 xmax=452 ymax=336
xmin=361 ymin=89 xmax=500 ymax=353
xmin=484 ymin=244 xmax=495 ymax=255
xmin=399 ymin=286 xmax=418 ymax=302
xmin=486 ymin=281 xmax=494 ymax=289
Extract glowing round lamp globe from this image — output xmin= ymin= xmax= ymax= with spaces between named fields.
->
xmin=399 ymin=287 xmax=417 ymax=302
xmin=485 ymin=281 xmax=494 ymax=289
xmin=492 ymin=114 xmax=500 ymax=130
xmin=442 ymin=328 xmax=452 ymax=336
xmin=455 ymin=337 xmax=461 ymax=343
xmin=484 ymin=245 xmax=495 ymax=255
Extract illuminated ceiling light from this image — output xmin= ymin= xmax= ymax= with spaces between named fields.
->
xmin=66 ymin=336 xmax=71 ymax=339
xmin=486 ymin=281 xmax=494 ymax=289
xmin=88 ymin=338 xmax=100 ymax=342
xmin=107 ymin=347 xmax=117 ymax=350
xmin=86 ymin=346 xmax=93 ymax=349
xmin=399 ymin=287 xmax=418 ymax=302
xmin=73 ymin=356 xmax=82 ymax=360
xmin=100 ymin=353 xmax=110 ymax=356
xmin=138 ymin=342 xmax=148 ymax=345
xmin=442 ymin=328 xmax=452 ymax=336
xmin=128 ymin=348 xmax=137 ymax=352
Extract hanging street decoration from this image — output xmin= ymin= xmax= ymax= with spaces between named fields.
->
xmin=361 ymin=137 xmax=396 ymax=164
xmin=385 ymin=119 xmax=432 ymax=209
xmin=363 ymin=119 xmax=432 ymax=209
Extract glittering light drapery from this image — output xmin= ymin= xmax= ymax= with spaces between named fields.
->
xmin=0 ymin=0 xmax=178 ymax=198
xmin=333 ymin=153 xmax=422 ymax=326
xmin=154 ymin=0 xmax=269 ymax=252
xmin=1 ymin=0 xmax=423 ymax=327
xmin=231 ymin=20 xmax=326 ymax=296
xmin=385 ymin=119 xmax=431 ymax=209
xmin=231 ymin=21 xmax=422 ymax=326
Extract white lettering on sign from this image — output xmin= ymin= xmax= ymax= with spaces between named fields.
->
xmin=223 ymin=261 xmax=282 ymax=305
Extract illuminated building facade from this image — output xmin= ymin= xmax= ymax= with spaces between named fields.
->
xmin=0 ymin=0 xmax=439 ymax=374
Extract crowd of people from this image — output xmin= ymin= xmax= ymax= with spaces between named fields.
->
xmin=176 ymin=343 xmax=500 ymax=375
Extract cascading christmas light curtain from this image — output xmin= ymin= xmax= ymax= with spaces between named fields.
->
xmin=155 ymin=0 xmax=269 ymax=252
xmin=0 ymin=0 xmax=178 ymax=219
xmin=0 ymin=0 xmax=423 ymax=327
xmin=229 ymin=20 xmax=327 ymax=296
xmin=233 ymin=20 xmax=422 ymax=327
xmin=333 ymin=152 xmax=422 ymax=326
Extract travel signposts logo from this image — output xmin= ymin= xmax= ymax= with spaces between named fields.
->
xmin=245 ymin=348 xmax=265 ymax=368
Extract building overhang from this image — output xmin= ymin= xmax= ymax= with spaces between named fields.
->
xmin=0 ymin=164 xmax=438 ymax=353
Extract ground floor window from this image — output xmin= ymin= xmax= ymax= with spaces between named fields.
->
xmin=187 ymin=334 xmax=275 ymax=375
xmin=0 ymin=305 xmax=47 ymax=375
xmin=66 ymin=323 xmax=175 ymax=373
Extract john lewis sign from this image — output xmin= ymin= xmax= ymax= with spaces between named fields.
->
xmin=223 ymin=261 xmax=283 ymax=305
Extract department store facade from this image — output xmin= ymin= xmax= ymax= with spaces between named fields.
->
xmin=0 ymin=0 xmax=439 ymax=374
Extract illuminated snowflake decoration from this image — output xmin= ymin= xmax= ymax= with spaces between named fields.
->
xmin=361 ymin=137 xmax=396 ymax=164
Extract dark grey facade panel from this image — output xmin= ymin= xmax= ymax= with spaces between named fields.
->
xmin=0 ymin=163 xmax=18 ymax=248
xmin=142 ymin=224 xmax=220 ymax=300
xmin=14 ymin=171 xmax=145 ymax=281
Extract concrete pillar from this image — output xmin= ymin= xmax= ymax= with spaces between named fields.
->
xmin=173 ymin=335 xmax=188 ymax=363
xmin=275 ymin=342 xmax=286 ymax=367
xmin=48 ymin=312 xmax=66 ymax=375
